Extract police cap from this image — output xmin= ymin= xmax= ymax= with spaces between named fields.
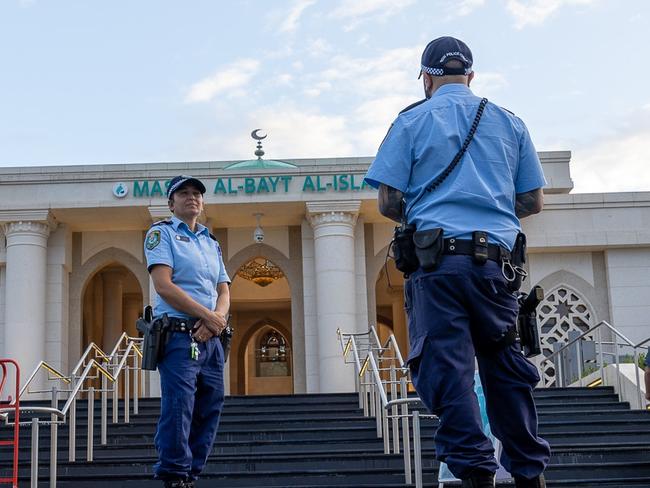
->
xmin=167 ymin=175 xmax=207 ymax=199
xmin=419 ymin=36 xmax=473 ymax=78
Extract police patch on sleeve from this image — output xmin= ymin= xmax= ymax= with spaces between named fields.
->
xmin=146 ymin=230 xmax=161 ymax=250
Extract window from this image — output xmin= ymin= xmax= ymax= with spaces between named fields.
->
xmin=256 ymin=329 xmax=291 ymax=377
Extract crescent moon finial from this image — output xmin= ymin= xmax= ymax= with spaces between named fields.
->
xmin=251 ymin=129 xmax=267 ymax=141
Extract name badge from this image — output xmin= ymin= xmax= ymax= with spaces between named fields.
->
xmin=175 ymin=235 xmax=190 ymax=242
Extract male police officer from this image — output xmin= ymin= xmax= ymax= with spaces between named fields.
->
xmin=365 ymin=37 xmax=550 ymax=488
xmin=144 ymin=175 xmax=230 ymax=487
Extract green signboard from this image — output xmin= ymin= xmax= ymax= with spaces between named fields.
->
xmin=131 ymin=174 xmax=372 ymax=198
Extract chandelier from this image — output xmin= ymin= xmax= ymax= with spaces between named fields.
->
xmin=237 ymin=258 xmax=285 ymax=287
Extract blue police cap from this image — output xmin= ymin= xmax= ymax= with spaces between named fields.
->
xmin=167 ymin=175 xmax=207 ymax=199
xmin=419 ymin=36 xmax=473 ymax=78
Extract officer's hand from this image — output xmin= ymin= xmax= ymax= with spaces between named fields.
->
xmin=200 ymin=311 xmax=227 ymax=336
xmin=192 ymin=322 xmax=214 ymax=343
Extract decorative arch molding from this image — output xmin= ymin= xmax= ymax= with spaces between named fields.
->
xmin=376 ymin=314 xmax=394 ymax=329
xmin=532 ymin=269 xmax=609 ymax=327
xmin=81 ymin=232 xmax=144 ymax=267
xmin=226 ymin=243 xmax=295 ymax=285
xmin=226 ymin=240 xmax=306 ymax=393
xmin=69 ymin=245 xmax=149 ymax=366
xmin=236 ymin=317 xmax=292 ymax=393
xmin=366 ymin=243 xmax=391 ymax=327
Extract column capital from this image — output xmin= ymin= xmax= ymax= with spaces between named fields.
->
xmin=0 ymin=209 xmax=56 ymax=237
xmin=0 ymin=209 xmax=52 ymax=223
xmin=306 ymin=200 xmax=361 ymax=228
xmin=2 ymin=220 xmax=54 ymax=239
xmin=148 ymin=205 xmax=171 ymax=222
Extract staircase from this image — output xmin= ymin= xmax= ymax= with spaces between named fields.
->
xmin=2 ymin=387 xmax=650 ymax=487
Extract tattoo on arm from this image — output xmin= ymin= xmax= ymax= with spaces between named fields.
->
xmin=515 ymin=188 xmax=543 ymax=219
xmin=378 ymin=184 xmax=404 ymax=223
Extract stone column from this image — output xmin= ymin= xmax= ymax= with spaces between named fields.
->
xmin=101 ymin=268 xmax=124 ymax=352
xmin=306 ymin=201 xmax=360 ymax=393
xmin=2 ymin=217 xmax=52 ymax=392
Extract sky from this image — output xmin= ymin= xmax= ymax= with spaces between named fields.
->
xmin=1 ymin=0 xmax=649 ymax=193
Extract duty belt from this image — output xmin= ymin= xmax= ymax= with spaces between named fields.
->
xmin=166 ymin=317 xmax=200 ymax=332
xmin=442 ymin=238 xmax=510 ymax=262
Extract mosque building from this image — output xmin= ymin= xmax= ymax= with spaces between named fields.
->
xmin=1 ymin=136 xmax=649 ymax=395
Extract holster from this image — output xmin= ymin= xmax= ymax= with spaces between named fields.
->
xmin=517 ymin=286 xmax=544 ymax=357
xmin=392 ymin=224 xmax=419 ymax=275
xmin=413 ymin=228 xmax=443 ymax=272
xmin=136 ymin=309 xmax=168 ymax=371
xmin=219 ymin=326 xmax=234 ymax=363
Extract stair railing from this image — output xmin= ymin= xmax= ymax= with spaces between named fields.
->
xmin=0 ymin=333 xmax=144 ymax=488
xmin=538 ymin=320 xmax=649 ymax=408
xmin=338 ymin=326 xmax=431 ymax=487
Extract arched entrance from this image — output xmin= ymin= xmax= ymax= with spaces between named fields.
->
xmin=81 ymin=263 xmax=143 ymax=353
xmin=228 ymin=257 xmax=294 ymax=395
xmin=374 ymin=258 xmax=408 ymax=357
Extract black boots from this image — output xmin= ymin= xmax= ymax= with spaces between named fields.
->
xmin=514 ymin=474 xmax=546 ymax=488
xmin=461 ymin=471 xmax=495 ymax=488
xmin=163 ymin=481 xmax=185 ymax=488
xmin=163 ymin=480 xmax=193 ymax=488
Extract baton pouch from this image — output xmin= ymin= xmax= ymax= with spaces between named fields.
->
xmin=413 ymin=228 xmax=443 ymax=272
xmin=392 ymin=224 xmax=419 ymax=275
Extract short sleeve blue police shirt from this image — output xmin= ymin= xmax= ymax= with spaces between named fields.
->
xmin=144 ymin=216 xmax=230 ymax=319
xmin=364 ymin=84 xmax=547 ymax=250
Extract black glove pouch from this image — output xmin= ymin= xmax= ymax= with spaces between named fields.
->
xmin=413 ymin=228 xmax=443 ymax=272
xmin=392 ymin=224 xmax=419 ymax=275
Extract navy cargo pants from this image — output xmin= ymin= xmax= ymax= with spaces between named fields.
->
xmin=405 ymin=255 xmax=550 ymax=480
xmin=154 ymin=331 xmax=225 ymax=481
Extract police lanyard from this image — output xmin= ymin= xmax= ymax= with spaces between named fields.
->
xmin=403 ymin=97 xmax=488 ymax=222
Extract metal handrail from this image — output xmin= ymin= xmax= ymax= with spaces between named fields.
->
xmin=538 ymin=319 xmax=648 ymax=409
xmin=0 ymin=332 xmax=146 ymax=488
xmin=636 ymin=336 xmax=650 ymax=349
xmin=69 ymin=342 xmax=111 ymax=378
xmin=18 ymin=361 xmax=71 ymax=398
xmin=540 ymin=320 xmax=633 ymax=365
xmin=338 ymin=325 xmax=428 ymax=487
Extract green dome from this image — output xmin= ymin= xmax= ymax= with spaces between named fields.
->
xmin=224 ymin=159 xmax=298 ymax=170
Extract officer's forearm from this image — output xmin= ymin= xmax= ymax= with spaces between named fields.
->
xmin=214 ymin=282 xmax=230 ymax=318
xmin=378 ymin=184 xmax=403 ymax=222
xmin=515 ymin=188 xmax=543 ymax=219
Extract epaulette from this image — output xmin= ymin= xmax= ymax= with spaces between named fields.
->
xmin=209 ymin=233 xmax=217 ymax=241
xmin=498 ymin=105 xmax=515 ymax=116
xmin=151 ymin=220 xmax=172 ymax=227
xmin=399 ymin=98 xmax=427 ymax=115
xmin=378 ymin=99 xmax=429 ymax=150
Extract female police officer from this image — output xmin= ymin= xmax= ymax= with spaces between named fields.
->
xmin=144 ymin=175 xmax=230 ymax=488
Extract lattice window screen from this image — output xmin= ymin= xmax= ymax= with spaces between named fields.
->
xmin=537 ymin=286 xmax=594 ymax=386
